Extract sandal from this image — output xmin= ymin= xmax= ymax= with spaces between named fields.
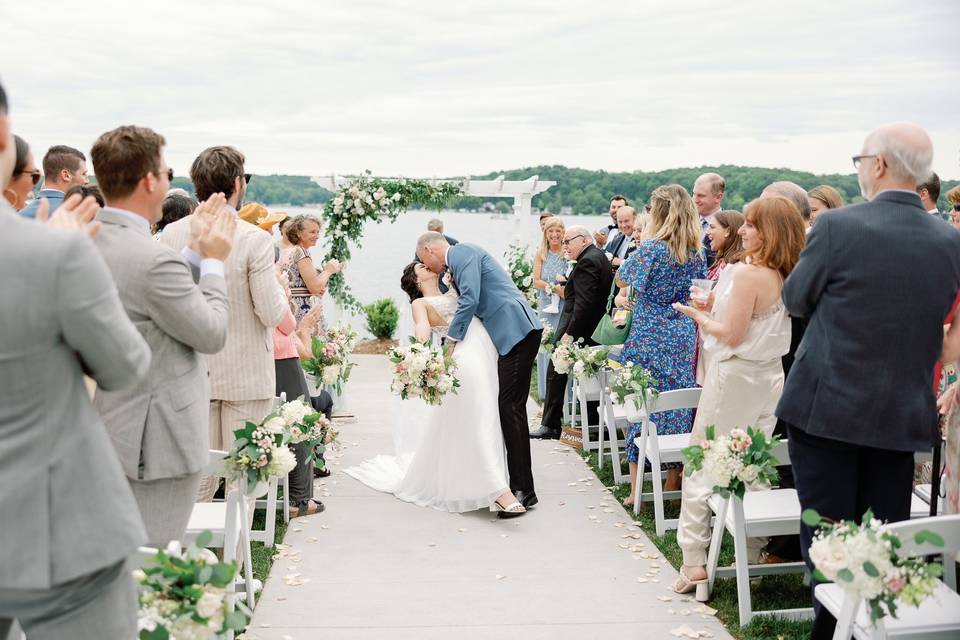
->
xmin=490 ymin=498 xmax=526 ymax=519
xmin=290 ymin=499 xmax=325 ymax=519
xmin=672 ymin=566 xmax=709 ymax=602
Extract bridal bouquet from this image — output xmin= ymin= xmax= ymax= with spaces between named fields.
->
xmin=303 ymin=324 xmax=358 ymax=393
xmin=388 ymin=338 xmax=460 ymax=405
xmin=504 ymin=243 xmax=538 ymax=309
xmin=277 ymin=396 xmax=333 ymax=464
xmin=681 ymin=425 xmax=780 ymax=499
xmin=136 ymin=532 xmax=250 ymax=640
xmin=804 ymin=508 xmax=944 ymax=624
xmin=224 ymin=414 xmax=297 ymax=495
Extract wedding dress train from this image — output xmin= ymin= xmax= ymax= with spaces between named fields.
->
xmin=344 ymin=292 xmax=509 ymax=512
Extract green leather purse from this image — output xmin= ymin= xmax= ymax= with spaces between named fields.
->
xmin=591 ymin=282 xmax=632 ymax=345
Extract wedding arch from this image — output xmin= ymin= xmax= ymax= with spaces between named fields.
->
xmin=309 ymin=172 xmax=556 ymax=310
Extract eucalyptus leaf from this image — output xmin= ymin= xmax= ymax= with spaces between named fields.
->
xmin=801 ymin=508 xmax=822 ymax=527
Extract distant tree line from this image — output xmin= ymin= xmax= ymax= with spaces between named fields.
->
xmin=169 ymin=167 xmax=958 ymax=214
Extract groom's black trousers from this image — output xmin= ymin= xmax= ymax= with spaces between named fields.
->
xmin=499 ymin=329 xmax=541 ymax=494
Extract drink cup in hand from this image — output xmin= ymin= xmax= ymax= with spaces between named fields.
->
xmin=690 ymin=278 xmax=714 ymax=304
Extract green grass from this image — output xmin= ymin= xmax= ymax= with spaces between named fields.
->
xmin=251 ymin=506 xmax=288 ymax=585
xmin=581 ymin=449 xmax=813 ymax=640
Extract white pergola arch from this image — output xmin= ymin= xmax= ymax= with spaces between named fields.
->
xmin=310 ymin=174 xmax=556 ymax=247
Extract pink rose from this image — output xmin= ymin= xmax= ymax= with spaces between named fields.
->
xmin=886 ymin=577 xmax=906 ymax=593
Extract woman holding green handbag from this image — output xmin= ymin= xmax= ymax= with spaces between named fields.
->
xmin=615 ymin=185 xmax=706 ymax=506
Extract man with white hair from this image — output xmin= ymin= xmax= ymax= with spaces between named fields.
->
xmin=531 ymin=225 xmax=613 ymax=439
xmin=775 ymin=122 xmax=960 ymax=638
xmin=761 ymin=181 xmax=811 ymax=223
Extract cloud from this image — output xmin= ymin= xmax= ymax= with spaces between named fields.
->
xmin=1 ymin=0 xmax=957 ymax=178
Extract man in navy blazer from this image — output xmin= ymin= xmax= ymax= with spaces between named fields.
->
xmin=776 ymin=122 xmax=960 ymax=639
xmin=417 ymin=233 xmax=543 ymax=509
xmin=19 ymin=145 xmax=88 ymax=219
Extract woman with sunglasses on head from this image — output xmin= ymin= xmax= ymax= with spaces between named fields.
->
xmin=3 ymin=135 xmax=39 ymax=210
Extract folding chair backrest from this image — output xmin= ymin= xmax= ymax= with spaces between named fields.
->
xmin=648 ymin=388 xmax=702 ymax=414
xmin=886 ymin=514 xmax=960 ymax=559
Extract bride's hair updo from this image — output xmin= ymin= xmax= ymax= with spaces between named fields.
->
xmin=401 ymin=262 xmax=423 ymax=302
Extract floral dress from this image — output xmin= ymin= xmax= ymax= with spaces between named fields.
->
xmin=616 ymin=240 xmax=706 ymax=464
xmin=279 ymin=246 xmax=325 ymax=332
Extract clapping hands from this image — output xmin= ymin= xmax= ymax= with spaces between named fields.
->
xmin=323 ymin=258 xmax=344 ymax=274
xmin=36 ymin=194 xmax=102 ymax=238
xmin=189 ymin=193 xmax=236 ymax=261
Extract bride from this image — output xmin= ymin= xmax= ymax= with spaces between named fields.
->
xmin=344 ymin=262 xmax=526 ymax=517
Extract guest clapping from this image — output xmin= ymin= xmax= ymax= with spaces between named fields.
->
xmin=616 ymin=185 xmax=706 ymax=505
xmin=280 ymin=214 xmax=343 ymax=329
xmin=672 ymin=196 xmax=805 ymax=596
xmin=3 ymin=135 xmax=38 ymax=209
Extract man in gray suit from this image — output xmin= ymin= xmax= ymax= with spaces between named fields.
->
xmin=89 ymin=125 xmax=235 ymax=546
xmin=776 ymin=122 xmax=960 ymax=639
xmin=0 ymin=82 xmax=152 ymax=639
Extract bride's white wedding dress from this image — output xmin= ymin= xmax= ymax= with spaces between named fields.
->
xmin=344 ymin=290 xmax=510 ymax=512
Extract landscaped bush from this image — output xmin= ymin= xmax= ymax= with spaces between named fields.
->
xmin=364 ymin=298 xmax=400 ymax=340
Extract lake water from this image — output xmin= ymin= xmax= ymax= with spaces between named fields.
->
xmin=280 ymin=208 xmax=611 ymax=337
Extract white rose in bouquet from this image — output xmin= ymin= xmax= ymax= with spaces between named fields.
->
xmin=740 ymin=464 xmax=761 ymax=484
xmin=571 ymin=360 xmax=586 ymax=380
xmin=322 ymin=365 xmax=341 ymax=385
xmin=266 ymin=446 xmax=297 ymax=477
xmin=333 ymin=195 xmax=344 ymax=206
xmin=280 ymin=400 xmax=312 ymax=426
xmin=262 ymin=416 xmax=287 ymax=435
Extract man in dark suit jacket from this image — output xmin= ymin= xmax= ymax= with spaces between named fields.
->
xmin=775 ymin=123 xmax=960 ymax=639
xmin=531 ymin=226 xmax=614 ymax=439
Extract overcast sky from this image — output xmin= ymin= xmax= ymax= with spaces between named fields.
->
xmin=2 ymin=0 xmax=958 ymax=180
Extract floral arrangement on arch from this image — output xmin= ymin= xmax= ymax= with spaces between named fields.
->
xmin=681 ymin=425 xmax=781 ymax=499
xmin=804 ymin=508 xmax=944 ymax=624
xmin=302 ymin=324 xmax=358 ymax=393
xmin=321 ymin=171 xmax=462 ymax=310
xmin=504 ymin=243 xmax=538 ymax=309
xmin=136 ymin=532 xmax=250 ymax=640
xmin=224 ymin=415 xmax=296 ymax=495
xmin=388 ymin=338 xmax=460 ymax=406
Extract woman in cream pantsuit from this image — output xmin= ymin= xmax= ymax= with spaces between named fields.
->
xmin=672 ymin=196 xmax=807 ymax=598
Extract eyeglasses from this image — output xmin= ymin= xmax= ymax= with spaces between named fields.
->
xmin=852 ymin=154 xmax=878 ymax=169
xmin=154 ymin=168 xmax=174 ymax=182
xmin=954 ymin=204 xmax=960 ymax=212
xmin=562 ymin=235 xmax=586 ymax=246
xmin=244 ymin=173 xmax=252 ymax=184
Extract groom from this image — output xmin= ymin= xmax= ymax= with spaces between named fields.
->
xmin=416 ymin=232 xmax=543 ymax=511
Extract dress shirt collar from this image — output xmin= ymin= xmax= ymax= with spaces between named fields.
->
xmin=101 ymin=206 xmax=152 ymax=234
xmin=38 ymin=188 xmax=64 ymax=197
xmin=928 ymin=208 xmax=940 ymax=215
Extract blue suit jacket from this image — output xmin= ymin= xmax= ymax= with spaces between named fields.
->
xmin=446 ymin=242 xmax=541 ymax=355
xmin=19 ymin=189 xmax=65 ymax=219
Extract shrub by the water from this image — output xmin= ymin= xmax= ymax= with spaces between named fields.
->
xmin=364 ymin=298 xmax=400 ymax=340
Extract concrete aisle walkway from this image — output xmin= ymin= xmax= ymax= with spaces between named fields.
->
xmin=246 ymin=355 xmax=732 ymax=640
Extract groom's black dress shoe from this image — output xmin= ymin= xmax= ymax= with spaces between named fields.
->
xmin=514 ymin=490 xmax=538 ymax=509
xmin=529 ymin=426 xmax=561 ymax=439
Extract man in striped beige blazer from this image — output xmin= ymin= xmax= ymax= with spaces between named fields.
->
xmin=161 ymin=146 xmax=288 ymax=500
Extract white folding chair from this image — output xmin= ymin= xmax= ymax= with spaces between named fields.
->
xmin=183 ymin=450 xmax=257 ymax=609
xmin=704 ymin=440 xmax=812 ymax=626
xmin=630 ymin=388 xmax=702 ymax=536
xmin=816 ymin=514 xmax=960 ymax=639
xmin=571 ymin=371 xmax=604 ymax=455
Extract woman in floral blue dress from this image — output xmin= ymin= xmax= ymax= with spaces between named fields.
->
xmin=616 ymin=184 xmax=706 ymax=507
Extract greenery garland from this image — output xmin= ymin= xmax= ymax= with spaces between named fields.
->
xmin=321 ymin=171 xmax=462 ymax=311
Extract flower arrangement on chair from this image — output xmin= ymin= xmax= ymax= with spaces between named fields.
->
xmin=681 ymin=425 xmax=781 ymax=499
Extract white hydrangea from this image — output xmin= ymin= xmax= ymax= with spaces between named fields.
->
xmin=262 ymin=416 xmax=286 ymax=435
xmin=266 ymin=445 xmax=297 ymax=477
xmin=322 ymin=365 xmax=341 ymax=384
xmin=195 ymin=588 xmax=225 ymax=619
xmin=280 ymin=399 xmax=312 ymax=426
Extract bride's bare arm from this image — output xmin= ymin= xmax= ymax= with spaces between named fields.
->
xmin=411 ymin=300 xmax=434 ymax=342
